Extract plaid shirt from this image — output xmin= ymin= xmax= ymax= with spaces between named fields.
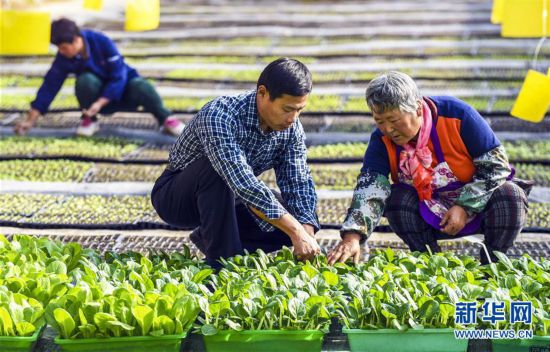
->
xmin=169 ymin=90 xmax=319 ymax=232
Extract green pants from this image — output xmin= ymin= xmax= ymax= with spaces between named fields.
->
xmin=75 ymin=72 xmax=172 ymax=124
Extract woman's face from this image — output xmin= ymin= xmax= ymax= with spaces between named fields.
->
xmin=372 ymin=104 xmax=422 ymax=146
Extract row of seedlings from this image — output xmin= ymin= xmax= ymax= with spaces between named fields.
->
xmin=2 ymin=235 xmax=547 ymax=351
xmin=1 ymin=193 xmax=549 ymax=230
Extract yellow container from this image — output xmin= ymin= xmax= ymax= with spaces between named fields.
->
xmin=511 ymin=70 xmax=550 ymax=123
xmin=501 ymin=0 xmax=550 ymax=37
xmin=125 ymin=0 xmax=160 ymax=31
xmin=491 ymin=0 xmax=504 ymax=24
xmin=0 ymin=10 xmax=51 ymax=55
xmin=84 ymin=0 xmax=103 ymax=11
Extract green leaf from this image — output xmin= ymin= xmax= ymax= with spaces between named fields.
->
xmin=54 ymin=308 xmax=76 ymax=339
xmin=385 ymin=248 xmax=395 ymax=263
xmin=154 ymin=296 xmax=173 ymax=318
xmin=149 ymin=329 xmax=164 ymax=337
xmin=174 ymin=320 xmax=184 ymax=335
xmin=439 ymin=303 xmax=455 ymax=326
xmin=504 ymin=274 xmax=521 ymax=289
xmin=78 ymin=324 xmax=97 ymax=339
xmin=93 ymin=312 xmax=117 ymax=334
xmin=209 ymin=295 xmax=230 ymax=316
xmin=321 ymin=271 xmax=339 ymax=286
xmin=153 ymin=315 xmax=175 ymax=336
xmin=15 ymin=322 xmax=36 ymax=337
xmin=0 ymin=234 xmax=9 ymax=250
xmin=460 ymin=283 xmax=484 ymax=301
xmin=428 ymin=256 xmax=448 ymax=272
xmin=522 ymin=278 xmax=543 ymax=295
xmin=201 ymin=324 xmax=218 ymax=336
xmin=78 ymin=308 xmax=88 ymax=325
xmin=392 ymin=319 xmax=406 ymax=331
xmin=107 ymin=320 xmax=135 ymax=337
xmin=224 ymin=318 xmax=242 ymax=331
xmin=408 ymin=318 xmax=424 ymax=330
xmin=493 ymin=251 xmax=515 ymax=270
xmin=192 ymin=269 xmax=214 ymax=283
xmin=131 ymin=305 xmax=154 ymax=336
xmin=418 ymin=300 xmax=439 ymax=322
xmin=46 ymin=261 xmax=67 ymax=275
xmin=0 ymin=307 xmax=16 ymax=336
xmin=80 ymin=303 xmax=100 ymax=326
xmin=288 ymin=298 xmax=306 ymax=320
xmin=140 ymin=256 xmax=153 ymax=273
xmin=302 ymin=263 xmax=319 ymax=279
xmin=464 ymin=271 xmax=475 ymax=284
xmin=381 ymin=309 xmax=397 ymax=320
xmin=63 ymin=243 xmax=83 ymax=272
xmin=144 ymin=292 xmax=161 ymax=306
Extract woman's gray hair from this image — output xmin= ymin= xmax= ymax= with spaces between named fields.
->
xmin=365 ymin=71 xmax=421 ymax=114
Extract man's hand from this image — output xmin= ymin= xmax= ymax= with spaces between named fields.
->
xmin=302 ymin=224 xmax=315 ymax=237
xmin=327 ymin=232 xmax=362 ymax=265
xmin=290 ymin=227 xmax=321 ymax=262
xmin=14 ymin=109 xmax=40 ymax=135
xmin=248 ymin=208 xmax=320 ymax=262
xmin=440 ymin=205 xmax=468 ymax=236
xmin=83 ymin=97 xmax=109 ymax=118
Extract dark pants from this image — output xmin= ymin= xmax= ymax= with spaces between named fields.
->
xmin=75 ymin=72 xmax=172 ymax=125
xmin=384 ymin=181 xmax=528 ymax=264
xmin=151 ymin=157 xmax=292 ymax=268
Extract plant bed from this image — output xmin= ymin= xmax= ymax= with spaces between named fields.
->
xmin=198 ymin=249 xmax=337 ymax=352
xmin=202 ymin=330 xmax=324 ymax=352
xmin=0 ymin=327 xmax=43 ymax=352
xmin=54 ymin=333 xmax=187 ymax=352
xmin=343 ymin=328 xmax=468 ymax=352
xmin=0 ymin=286 xmax=47 ymax=352
xmin=336 ymin=250 xmax=483 ymax=352
xmin=0 ymin=137 xmax=140 ymax=160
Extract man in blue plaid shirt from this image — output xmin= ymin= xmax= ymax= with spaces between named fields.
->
xmin=151 ymin=58 xmax=320 ymax=268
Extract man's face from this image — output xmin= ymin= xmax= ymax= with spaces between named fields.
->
xmin=57 ymin=37 xmax=82 ymax=59
xmin=257 ymin=86 xmax=308 ymax=132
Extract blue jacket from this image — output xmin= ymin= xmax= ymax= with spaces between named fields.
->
xmin=31 ymin=29 xmax=138 ymax=114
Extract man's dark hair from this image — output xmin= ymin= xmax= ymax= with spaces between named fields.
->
xmin=51 ymin=18 xmax=81 ymax=45
xmin=257 ymin=58 xmax=312 ymax=100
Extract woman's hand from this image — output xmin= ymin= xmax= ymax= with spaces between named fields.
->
xmin=327 ymin=232 xmax=363 ymax=265
xmin=440 ymin=205 xmax=468 ymax=236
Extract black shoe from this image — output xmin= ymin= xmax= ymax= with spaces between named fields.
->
xmin=189 ymin=227 xmax=207 ymax=254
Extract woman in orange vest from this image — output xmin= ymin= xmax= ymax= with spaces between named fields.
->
xmin=328 ymin=71 xmax=531 ymax=265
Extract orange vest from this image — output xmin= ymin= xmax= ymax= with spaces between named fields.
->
xmin=381 ymin=101 xmax=476 ymax=184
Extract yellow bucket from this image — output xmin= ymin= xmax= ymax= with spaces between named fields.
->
xmin=501 ymin=0 xmax=550 ymax=37
xmin=491 ymin=0 xmax=504 ymax=24
xmin=511 ymin=70 xmax=550 ymax=123
xmin=125 ymin=0 xmax=160 ymax=31
xmin=0 ymin=10 xmax=51 ymax=55
xmin=84 ymin=0 xmax=103 ymax=11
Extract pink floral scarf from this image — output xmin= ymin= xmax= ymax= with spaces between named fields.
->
xmin=398 ymin=101 xmax=434 ymax=201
